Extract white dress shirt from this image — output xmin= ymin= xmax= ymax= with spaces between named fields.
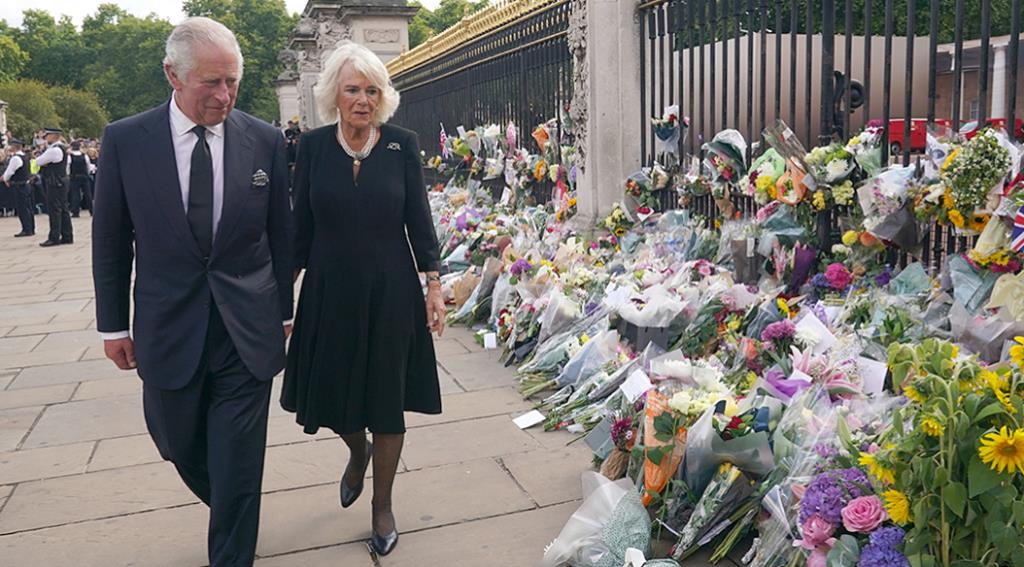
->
xmin=101 ymin=96 xmax=291 ymax=341
xmin=36 ymin=143 xmax=69 ymax=175
xmin=2 ymin=154 xmax=23 ymax=182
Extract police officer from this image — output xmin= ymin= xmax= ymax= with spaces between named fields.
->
xmin=68 ymin=141 xmax=94 ymax=217
xmin=36 ymin=126 xmax=73 ymax=247
xmin=1 ymin=139 xmax=35 ymax=237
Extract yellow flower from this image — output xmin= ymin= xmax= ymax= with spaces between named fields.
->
xmin=755 ymin=175 xmax=774 ymax=194
xmin=978 ymin=426 xmax=1024 ymax=474
xmin=920 ymin=417 xmax=944 ymax=437
xmin=777 ymin=298 xmax=791 ymax=318
xmin=951 ymin=345 xmax=959 ymax=359
xmin=883 ymin=490 xmax=912 ymax=525
xmin=859 ymin=452 xmax=896 ymax=485
xmin=942 ymin=189 xmax=955 ymax=209
xmin=715 ymin=219 xmax=722 ymax=230
xmin=983 ymin=370 xmax=1017 ymax=414
xmin=942 ymin=148 xmax=960 ymax=171
xmin=812 ymin=190 xmax=827 ymax=211
xmin=567 ymin=197 xmax=577 ymax=207
xmin=614 ymin=227 xmax=627 ymax=237
xmin=1009 ymin=337 xmax=1024 ymax=368
xmin=948 ymin=209 xmax=965 ymax=228
xmin=579 ymin=334 xmax=590 ymax=345
xmin=968 ymin=213 xmax=991 ymax=233
xmin=842 ymin=230 xmax=859 ymax=247
xmin=903 ymin=384 xmax=926 ymax=404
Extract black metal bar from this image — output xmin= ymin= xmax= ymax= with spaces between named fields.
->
xmin=978 ymin=0 xmax=991 ymax=123
xmin=820 ymin=0 xmax=835 ymax=145
xmin=843 ymin=0 xmax=852 ymax=138
xmin=710 ymin=0 xmax=718 ymax=136
xmin=747 ymin=0 xmax=755 ymax=147
xmin=951 ymin=0 xmax=965 ymax=130
xmin=902 ymin=0 xmax=915 ymax=165
xmin=734 ymin=0 xmax=741 ymax=128
xmin=721 ymin=0 xmax=728 ymax=129
xmin=641 ymin=9 xmax=648 ymax=163
xmin=863 ymin=0 xmax=873 ymax=128
xmin=700 ymin=0 xmax=708 ymax=149
xmin=669 ymin=1 xmax=676 ymax=113
xmin=760 ymin=0 xmax=768 ymax=138
xmin=774 ymin=0 xmax=782 ymax=123
xmin=1010 ymin=0 xmax=1022 ymax=141
xmin=651 ymin=9 xmax=659 ymax=162
xmin=659 ymin=4 xmax=667 ymax=132
xmin=804 ymin=0 xmax=813 ymax=145
xmin=927 ymin=0 xmax=939 ymax=125
xmin=690 ymin=0 xmax=698 ymax=155
xmin=789 ymin=0 xmax=797 ymax=125
xmin=881 ymin=0 xmax=893 ymax=164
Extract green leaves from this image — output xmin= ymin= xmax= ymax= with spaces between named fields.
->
xmin=967 ymin=454 xmax=1002 ymax=498
xmin=645 ymin=445 xmax=670 ymax=466
xmin=653 ymin=413 xmax=676 ymax=442
xmin=971 ymin=402 xmax=1006 ymax=426
xmin=826 ymin=535 xmax=860 ymax=567
xmin=942 ymin=482 xmax=968 ymax=519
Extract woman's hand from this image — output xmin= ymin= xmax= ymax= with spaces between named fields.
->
xmin=426 ymin=285 xmax=446 ymax=337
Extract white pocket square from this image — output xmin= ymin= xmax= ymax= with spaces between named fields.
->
xmin=387 ymin=142 xmax=401 ymax=151
xmin=251 ymin=169 xmax=269 ymax=187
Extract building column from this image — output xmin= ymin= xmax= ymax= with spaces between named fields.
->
xmin=573 ymin=0 xmax=642 ymax=224
xmin=991 ymin=43 xmax=1008 ymax=119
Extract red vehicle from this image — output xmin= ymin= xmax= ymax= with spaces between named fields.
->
xmin=961 ymin=118 xmax=1024 ymax=140
xmin=886 ymin=118 xmax=952 ymax=155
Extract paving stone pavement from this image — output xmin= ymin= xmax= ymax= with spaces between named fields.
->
xmin=0 ymin=216 xmax=736 ymax=566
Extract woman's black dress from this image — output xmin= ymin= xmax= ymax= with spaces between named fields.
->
xmin=282 ymin=123 xmax=442 ymax=435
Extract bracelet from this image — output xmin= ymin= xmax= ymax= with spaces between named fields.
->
xmin=426 ymin=275 xmax=441 ymax=284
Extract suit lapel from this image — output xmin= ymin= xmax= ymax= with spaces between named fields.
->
xmin=214 ymin=112 xmax=254 ymax=255
xmin=139 ymin=103 xmax=202 ymax=260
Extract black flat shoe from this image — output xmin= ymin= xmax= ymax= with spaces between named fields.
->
xmin=39 ymin=240 xmax=60 ymax=247
xmin=340 ymin=440 xmax=372 ymax=508
xmin=60 ymin=239 xmax=73 ymax=245
xmin=369 ymin=529 xmax=399 ymax=557
xmin=13 ymin=232 xmax=33 ymax=237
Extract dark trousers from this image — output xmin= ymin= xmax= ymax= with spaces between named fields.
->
xmin=44 ymin=179 xmax=72 ymax=242
xmin=69 ymin=175 xmax=92 ymax=215
xmin=142 ymin=304 xmax=272 ymax=567
xmin=12 ymin=183 xmax=35 ymax=234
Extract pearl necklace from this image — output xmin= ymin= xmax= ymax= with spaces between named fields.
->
xmin=337 ymin=124 xmax=378 ymax=167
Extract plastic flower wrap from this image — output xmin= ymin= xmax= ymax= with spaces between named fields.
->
xmin=651 ymin=105 xmax=688 ymax=158
xmin=940 ymin=129 xmax=1012 ymax=232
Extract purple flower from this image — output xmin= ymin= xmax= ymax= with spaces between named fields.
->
xmin=868 ymin=527 xmax=906 ymax=549
xmin=813 ymin=444 xmax=839 ymax=459
xmin=509 ymin=258 xmax=532 ymax=277
xmin=799 ymin=468 xmax=871 ymax=526
xmin=858 ymin=529 xmax=910 ymax=567
xmin=874 ymin=267 xmax=893 ymax=287
xmin=761 ymin=319 xmax=796 ymax=342
xmin=811 ymin=273 xmax=831 ymax=289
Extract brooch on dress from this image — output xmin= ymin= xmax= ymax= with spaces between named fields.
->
xmin=387 ymin=142 xmax=401 ymax=151
xmin=252 ymin=169 xmax=269 ymax=187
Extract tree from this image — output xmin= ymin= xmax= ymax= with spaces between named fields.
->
xmin=0 ymin=35 xmax=28 ymax=82
xmin=426 ymin=0 xmax=489 ymax=34
xmin=0 ymin=79 xmax=62 ymax=141
xmin=408 ymin=2 xmax=433 ymax=48
xmin=82 ymin=15 xmax=174 ymax=120
xmin=183 ymin=0 xmax=298 ymax=122
xmin=50 ymin=86 xmax=109 ymax=139
xmin=12 ymin=10 xmax=91 ymax=89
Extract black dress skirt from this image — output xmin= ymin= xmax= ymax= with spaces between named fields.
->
xmin=281 ymin=123 xmax=442 ymax=435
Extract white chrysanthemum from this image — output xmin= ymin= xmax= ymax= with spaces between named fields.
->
xmin=826 ymin=159 xmax=850 ymax=182
xmin=795 ymin=326 xmax=821 ymax=349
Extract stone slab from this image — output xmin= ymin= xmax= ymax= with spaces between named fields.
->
xmin=72 ymin=377 xmax=142 ymax=401
xmin=0 ymin=348 xmax=89 ymax=371
xmin=437 ymin=364 xmax=464 ymax=395
xmin=254 ymin=541 xmax=373 ymax=566
xmin=0 ymin=442 xmax=94 ymax=485
xmin=10 ymin=359 xmax=128 ymax=389
xmin=88 ymin=434 xmax=162 ymax=472
xmin=0 ymin=461 xmax=196 ymax=533
xmin=0 ymin=299 xmax=88 ymax=320
xmin=404 ymin=386 xmax=531 ymax=429
xmin=6 ymin=320 xmax=93 ymax=338
xmin=502 ymin=446 xmax=594 ymax=507
xmin=31 ymin=330 xmax=101 ymax=353
xmin=262 ymin=438 xmax=348 ymax=493
xmin=265 ymin=414 xmax=338 ymax=447
xmin=0 ymin=503 xmax=209 ymax=567
xmin=401 ymin=415 xmax=540 ymax=470
xmin=432 ymin=337 xmax=471 ymax=357
xmin=21 ymin=395 xmax=146 ymax=449
xmin=0 ymin=406 xmax=43 ymax=452
xmin=0 ymin=335 xmax=44 ymax=356
xmin=437 ymin=350 xmax=518 ymax=391
xmin=256 ymin=457 xmax=535 ymax=557
xmin=0 ymin=383 xmax=77 ymax=410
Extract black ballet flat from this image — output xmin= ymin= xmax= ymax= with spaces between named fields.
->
xmin=369 ymin=529 xmax=399 ymax=556
xmin=340 ymin=440 xmax=372 ymax=508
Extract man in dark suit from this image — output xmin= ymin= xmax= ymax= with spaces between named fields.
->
xmin=91 ymin=17 xmax=293 ymax=567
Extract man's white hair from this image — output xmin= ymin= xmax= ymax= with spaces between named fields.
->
xmin=164 ymin=17 xmax=244 ymax=81
xmin=314 ymin=41 xmax=400 ymax=125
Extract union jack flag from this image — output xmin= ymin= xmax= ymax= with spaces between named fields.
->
xmin=1011 ymin=206 xmax=1024 ymax=252
xmin=439 ymin=123 xmax=450 ymax=159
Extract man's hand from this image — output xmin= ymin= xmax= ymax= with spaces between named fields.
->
xmin=104 ymin=338 xmax=137 ymax=370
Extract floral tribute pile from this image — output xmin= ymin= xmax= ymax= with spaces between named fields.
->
xmin=424 ymin=117 xmax=1024 ymax=567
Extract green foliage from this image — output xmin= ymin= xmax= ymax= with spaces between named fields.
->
xmin=408 ymin=0 xmax=490 ymax=48
xmin=0 ymin=79 xmax=62 ymax=140
xmin=49 ymin=86 xmax=109 ymax=139
xmin=0 ymin=35 xmax=28 ymax=82
xmin=184 ymin=0 xmax=298 ymax=122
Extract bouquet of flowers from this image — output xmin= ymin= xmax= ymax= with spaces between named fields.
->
xmin=939 ymin=129 xmax=1012 ymax=233
xmin=604 ymin=202 xmax=634 ymax=238
xmin=652 ymin=105 xmax=689 ymax=158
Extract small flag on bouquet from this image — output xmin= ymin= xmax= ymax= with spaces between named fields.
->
xmin=1010 ymin=206 xmax=1024 ymax=252
xmin=439 ymin=123 xmax=450 ymax=159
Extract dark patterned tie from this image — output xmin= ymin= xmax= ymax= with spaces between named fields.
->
xmin=187 ymin=125 xmax=213 ymax=258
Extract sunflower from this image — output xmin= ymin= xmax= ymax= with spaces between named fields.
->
xmin=978 ymin=426 xmax=1024 ymax=474
xmin=903 ymin=384 xmax=926 ymax=404
xmin=948 ymin=209 xmax=965 ymax=228
xmin=920 ymin=417 xmax=944 ymax=437
xmin=968 ymin=213 xmax=991 ymax=233
xmin=942 ymin=189 xmax=955 ymax=209
xmin=777 ymin=298 xmax=791 ymax=318
xmin=983 ymin=370 xmax=1017 ymax=414
xmin=1009 ymin=337 xmax=1024 ymax=369
xmin=858 ymin=452 xmax=896 ymax=485
xmin=613 ymin=227 xmax=627 ymax=237
xmin=882 ymin=490 xmax=912 ymax=525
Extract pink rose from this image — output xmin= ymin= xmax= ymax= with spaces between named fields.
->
xmin=807 ymin=547 xmax=830 ymax=567
xmin=795 ymin=514 xmax=837 ymax=550
xmin=841 ymin=495 xmax=888 ymax=533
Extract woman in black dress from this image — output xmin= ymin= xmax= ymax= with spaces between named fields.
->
xmin=282 ymin=41 xmax=446 ymax=557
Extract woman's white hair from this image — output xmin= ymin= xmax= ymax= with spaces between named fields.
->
xmin=314 ymin=41 xmax=400 ymax=125
xmin=164 ymin=17 xmax=244 ymax=81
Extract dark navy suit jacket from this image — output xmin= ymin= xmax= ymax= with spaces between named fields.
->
xmin=92 ymin=102 xmax=294 ymax=389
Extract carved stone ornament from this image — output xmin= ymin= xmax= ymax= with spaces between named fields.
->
xmin=364 ymin=28 xmax=400 ymax=44
xmin=567 ymin=0 xmax=588 ymax=172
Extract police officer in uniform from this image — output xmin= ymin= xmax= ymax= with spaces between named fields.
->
xmin=2 ymin=139 xmax=35 ymax=237
xmin=68 ymin=141 xmax=94 ymax=217
xmin=36 ymin=126 xmax=73 ymax=247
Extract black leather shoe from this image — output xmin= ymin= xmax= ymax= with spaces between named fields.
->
xmin=369 ymin=529 xmax=399 ymax=557
xmin=340 ymin=440 xmax=372 ymax=508
xmin=14 ymin=232 xmax=33 ymax=237
xmin=39 ymin=240 xmax=60 ymax=247
xmin=60 ymin=238 xmax=73 ymax=245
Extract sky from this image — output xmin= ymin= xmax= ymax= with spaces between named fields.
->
xmin=0 ymin=0 xmax=440 ymax=29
